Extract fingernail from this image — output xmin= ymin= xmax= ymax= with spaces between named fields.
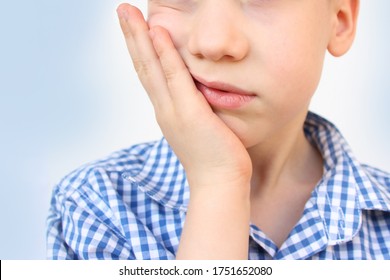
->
xmin=117 ymin=7 xmax=129 ymax=21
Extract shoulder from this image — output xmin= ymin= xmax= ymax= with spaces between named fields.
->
xmin=47 ymin=139 xmax=181 ymax=259
xmin=361 ymin=164 xmax=390 ymax=204
xmin=305 ymin=112 xmax=390 ymax=211
xmin=354 ymin=163 xmax=390 ymax=213
xmin=362 ymin=164 xmax=390 ymax=190
xmin=47 ymin=141 xmax=160 ymax=259
xmin=52 ymin=141 xmax=158 ymax=202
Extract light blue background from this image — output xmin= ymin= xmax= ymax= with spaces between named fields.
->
xmin=0 ymin=1 xmax=388 ymax=259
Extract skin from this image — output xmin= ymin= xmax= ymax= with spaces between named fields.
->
xmin=117 ymin=0 xmax=359 ymax=259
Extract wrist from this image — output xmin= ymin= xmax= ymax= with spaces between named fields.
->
xmin=186 ymin=170 xmax=252 ymax=192
xmin=188 ymin=181 xmax=251 ymax=210
xmin=178 ymin=182 xmax=251 ymax=260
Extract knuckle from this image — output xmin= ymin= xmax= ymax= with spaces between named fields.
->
xmin=162 ymin=58 xmax=186 ymax=88
xmin=132 ymin=58 xmax=151 ymax=77
xmin=164 ymin=68 xmax=179 ymax=85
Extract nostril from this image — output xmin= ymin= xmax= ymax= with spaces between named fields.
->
xmin=186 ymin=9 xmax=250 ymax=62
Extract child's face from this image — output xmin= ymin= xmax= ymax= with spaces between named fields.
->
xmin=147 ymin=0 xmax=336 ymax=147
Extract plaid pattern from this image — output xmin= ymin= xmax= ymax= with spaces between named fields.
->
xmin=47 ymin=112 xmax=390 ymax=259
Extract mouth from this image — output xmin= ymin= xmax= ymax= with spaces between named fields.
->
xmin=192 ymin=75 xmax=257 ymax=110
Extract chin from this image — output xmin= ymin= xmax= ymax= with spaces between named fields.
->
xmin=216 ymin=112 xmax=266 ymax=149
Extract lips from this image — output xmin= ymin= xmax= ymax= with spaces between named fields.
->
xmin=192 ymin=75 xmax=256 ymax=110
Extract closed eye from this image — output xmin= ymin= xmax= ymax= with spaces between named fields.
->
xmin=149 ymin=0 xmax=196 ymax=12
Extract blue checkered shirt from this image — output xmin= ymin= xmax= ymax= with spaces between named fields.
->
xmin=47 ymin=112 xmax=390 ymax=259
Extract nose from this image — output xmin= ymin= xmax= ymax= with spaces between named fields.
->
xmin=187 ymin=3 xmax=250 ymax=62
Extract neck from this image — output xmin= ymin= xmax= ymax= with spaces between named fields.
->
xmin=248 ymin=113 xmax=323 ymax=198
xmin=247 ymin=112 xmax=323 ymax=247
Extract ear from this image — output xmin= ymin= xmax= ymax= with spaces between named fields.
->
xmin=328 ymin=0 xmax=360 ymax=57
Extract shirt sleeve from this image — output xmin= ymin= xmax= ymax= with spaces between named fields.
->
xmin=46 ymin=183 xmax=135 ymax=260
xmin=46 ymin=186 xmax=78 ymax=259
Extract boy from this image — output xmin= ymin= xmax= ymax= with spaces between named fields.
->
xmin=47 ymin=0 xmax=390 ymax=259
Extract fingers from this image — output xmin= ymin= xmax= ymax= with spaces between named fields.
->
xmin=117 ymin=3 xmax=210 ymax=119
xmin=150 ymin=26 xmax=203 ymax=111
xmin=117 ymin=4 xmax=170 ymax=109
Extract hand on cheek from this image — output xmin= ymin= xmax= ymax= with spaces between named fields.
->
xmin=117 ymin=3 xmax=252 ymax=190
xmin=117 ymin=2 xmax=251 ymax=260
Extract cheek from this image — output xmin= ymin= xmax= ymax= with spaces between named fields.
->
xmin=255 ymin=6 xmax=329 ymax=93
xmin=148 ymin=13 xmax=188 ymax=50
xmin=265 ymin=26 xmax=327 ymax=99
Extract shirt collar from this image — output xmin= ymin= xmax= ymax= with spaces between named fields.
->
xmin=288 ymin=112 xmax=390 ymax=253
xmin=128 ymin=112 xmax=390 ymax=242
xmin=305 ymin=112 xmax=390 ymax=214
